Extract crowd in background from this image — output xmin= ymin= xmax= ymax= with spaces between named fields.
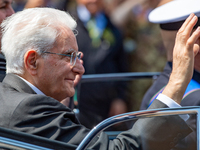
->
xmin=11 ymin=0 xmax=166 ymax=123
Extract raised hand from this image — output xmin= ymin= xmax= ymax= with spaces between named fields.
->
xmin=162 ymin=13 xmax=200 ymax=104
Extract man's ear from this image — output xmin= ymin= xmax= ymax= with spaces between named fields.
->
xmin=24 ymin=50 xmax=39 ymax=75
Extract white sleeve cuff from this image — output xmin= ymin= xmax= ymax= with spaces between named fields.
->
xmin=156 ymin=94 xmax=189 ymax=121
xmin=157 ymin=93 xmax=181 ymax=108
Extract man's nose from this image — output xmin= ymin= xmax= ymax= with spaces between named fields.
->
xmin=72 ymin=58 xmax=85 ymax=75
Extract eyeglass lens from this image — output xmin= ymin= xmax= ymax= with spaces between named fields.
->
xmin=71 ymin=52 xmax=81 ymax=66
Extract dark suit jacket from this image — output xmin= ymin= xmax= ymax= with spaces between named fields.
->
xmin=140 ymin=61 xmax=200 ymax=109
xmin=140 ymin=62 xmax=199 ymax=150
xmin=0 ymin=73 xmax=191 ymax=150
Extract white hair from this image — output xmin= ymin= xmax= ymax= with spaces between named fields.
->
xmin=1 ymin=7 xmax=77 ymax=74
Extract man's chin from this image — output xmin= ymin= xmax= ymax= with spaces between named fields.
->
xmin=68 ymin=89 xmax=75 ymax=98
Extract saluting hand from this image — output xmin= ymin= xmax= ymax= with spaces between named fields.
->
xmin=163 ymin=13 xmax=200 ymax=104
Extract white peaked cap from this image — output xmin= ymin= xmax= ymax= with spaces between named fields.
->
xmin=148 ymin=0 xmax=200 ymax=24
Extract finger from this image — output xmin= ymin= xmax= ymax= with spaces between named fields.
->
xmin=80 ymin=52 xmax=84 ymax=59
xmin=193 ymin=44 xmax=200 ymax=56
xmin=179 ymin=13 xmax=195 ymax=32
xmin=80 ymin=59 xmax=84 ymax=65
xmin=187 ymin=26 xmax=200 ymax=52
xmin=190 ymin=27 xmax=200 ymax=44
xmin=176 ymin=15 xmax=198 ymax=43
xmin=184 ymin=15 xmax=198 ymax=36
xmin=74 ymin=75 xmax=81 ymax=87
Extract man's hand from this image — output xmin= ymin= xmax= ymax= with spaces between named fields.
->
xmin=109 ymin=98 xmax=127 ymax=117
xmin=163 ymin=13 xmax=200 ymax=104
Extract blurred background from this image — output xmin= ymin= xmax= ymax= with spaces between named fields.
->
xmin=12 ymin=0 xmax=166 ymax=112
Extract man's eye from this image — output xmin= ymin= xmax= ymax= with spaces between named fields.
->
xmin=63 ymin=53 xmax=71 ymax=58
xmin=0 ymin=3 xmax=9 ymax=9
xmin=62 ymin=54 xmax=71 ymax=60
xmin=0 ymin=6 xmax=6 ymax=9
xmin=66 ymin=53 xmax=72 ymax=56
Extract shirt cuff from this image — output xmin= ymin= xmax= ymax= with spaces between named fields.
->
xmin=156 ymin=93 xmax=189 ymax=121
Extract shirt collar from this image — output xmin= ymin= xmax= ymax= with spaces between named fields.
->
xmin=17 ymin=75 xmax=45 ymax=95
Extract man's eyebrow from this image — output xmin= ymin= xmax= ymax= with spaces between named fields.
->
xmin=63 ymin=49 xmax=75 ymax=54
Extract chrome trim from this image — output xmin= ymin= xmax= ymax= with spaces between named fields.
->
xmin=0 ymin=136 xmax=52 ymax=150
xmin=75 ymin=72 xmax=160 ymax=108
xmin=81 ymin=72 xmax=160 ymax=83
xmin=76 ymin=106 xmax=200 ymax=150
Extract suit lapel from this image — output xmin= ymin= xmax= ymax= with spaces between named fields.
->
xmin=3 ymin=73 xmax=36 ymax=94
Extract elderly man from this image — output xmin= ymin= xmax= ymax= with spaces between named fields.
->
xmin=0 ymin=0 xmax=14 ymax=81
xmin=0 ymin=7 xmax=199 ymax=149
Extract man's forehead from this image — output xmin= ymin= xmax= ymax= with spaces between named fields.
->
xmin=54 ymin=25 xmax=78 ymax=52
xmin=62 ymin=29 xmax=77 ymax=43
xmin=56 ymin=37 xmax=78 ymax=53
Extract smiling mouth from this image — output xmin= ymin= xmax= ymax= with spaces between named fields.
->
xmin=65 ymin=78 xmax=73 ymax=80
xmin=65 ymin=78 xmax=74 ymax=83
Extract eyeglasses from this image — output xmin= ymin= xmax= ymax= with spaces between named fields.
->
xmin=42 ymin=51 xmax=81 ymax=66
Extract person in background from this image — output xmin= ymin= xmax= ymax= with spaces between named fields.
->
xmin=140 ymin=0 xmax=200 ymax=112
xmin=140 ymin=0 xmax=200 ymax=149
xmin=0 ymin=7 xmax=199 ymax=149
xmin=24 ymin=0 xmax=69 ymax=11
xmin=103 ymin=0 xmax=160 ymax=30
xmin=103 ymin=0 xmax=164 ymax=111
xmin=11 ymin=0 xmax=26 ymax=12
xmin=69 ymin=0 xmax=129 ymax=129
xmin=0 ymin=0 xmax=14 ymax=81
